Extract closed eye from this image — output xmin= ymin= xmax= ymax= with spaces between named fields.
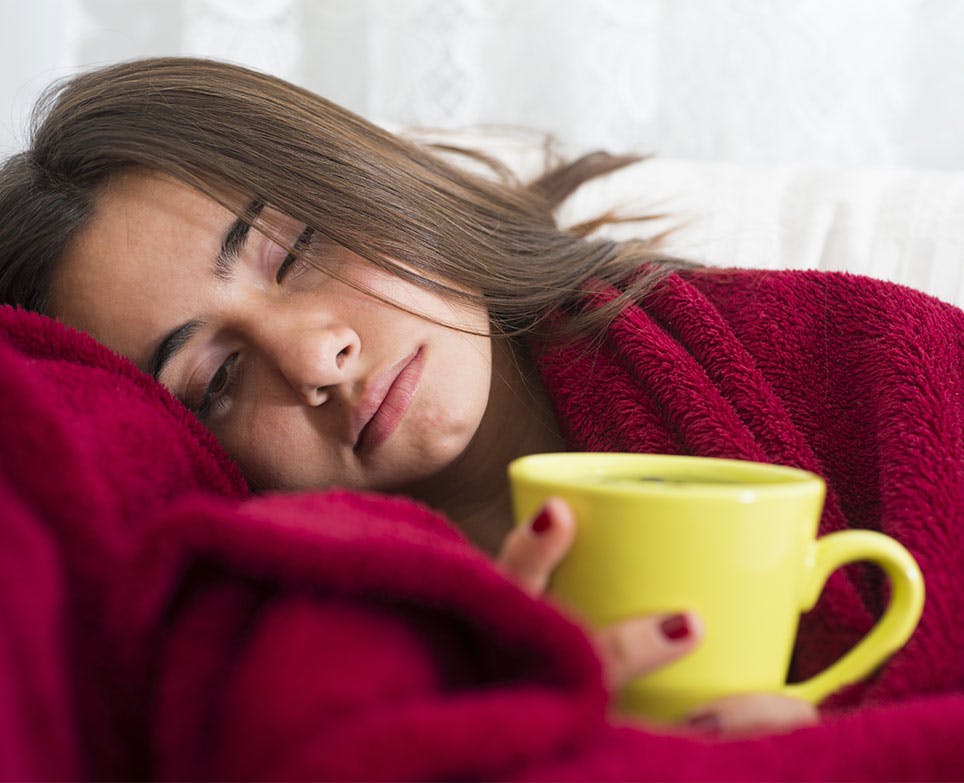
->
xmin=196 ymin=352 xmax=241 ymax=420
xmin=276 ymin=226 xmax=316 ymax=283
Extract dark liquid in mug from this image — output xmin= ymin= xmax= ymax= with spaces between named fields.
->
xmin=597 ymin=475 xmax=746 ymax=486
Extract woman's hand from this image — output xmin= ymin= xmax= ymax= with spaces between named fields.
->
xmin=497 ymin=497 xmax=701 ymax=689
xmin=496 ymin=497 xmax=818 ymax=738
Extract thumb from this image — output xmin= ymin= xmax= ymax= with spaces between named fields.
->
xmin=497 ymin=497 xmax=576 ymax=595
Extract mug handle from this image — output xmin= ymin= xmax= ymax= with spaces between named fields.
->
xmin=782 ymin=530 xmax=925 ymax=705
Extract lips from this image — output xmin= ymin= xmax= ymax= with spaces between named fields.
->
xmin=352 ymin=347 xmax=424 ymax=454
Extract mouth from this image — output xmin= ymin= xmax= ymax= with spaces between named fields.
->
xmin=352 ymin=347 xmax=424 ymax=454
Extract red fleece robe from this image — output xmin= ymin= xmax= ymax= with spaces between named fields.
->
xmin=532 ymin=268 xmax=964 ymax=706
xmin=0 ymin=267 xmax=962 ymax=781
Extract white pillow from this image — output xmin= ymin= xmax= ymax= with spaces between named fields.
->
xmin=560 ymin=158 xmax=964 ymax=309
xmin=402 ymin=127 xmax=964 ymax=309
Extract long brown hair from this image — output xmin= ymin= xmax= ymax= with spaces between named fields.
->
xmin=0 ymin=57 xmax=688 ymax=337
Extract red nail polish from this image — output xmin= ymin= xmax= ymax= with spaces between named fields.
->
xmin=530 ymin=509 xmax=552 ymax=534
xmin=660 ymin=613 xmax=691 ymax=641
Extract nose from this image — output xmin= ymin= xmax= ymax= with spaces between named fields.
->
xmin=266 ymin=322 xmax=361 ymax=406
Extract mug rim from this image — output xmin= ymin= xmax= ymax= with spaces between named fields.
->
xmin=509 ymin=453 xmax=823 ymax=497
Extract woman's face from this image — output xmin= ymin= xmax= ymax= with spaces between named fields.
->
xmin=51 ymin=170 xmax=495 ymax=494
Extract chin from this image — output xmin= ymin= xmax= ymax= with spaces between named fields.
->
xmin=383 ymin=430 xmax=474 ymax=493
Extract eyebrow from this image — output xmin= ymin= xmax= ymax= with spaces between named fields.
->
xmin=147 ymin=198 xmax=264 ymax=380
xmin=147 ymin=320 xmax=202 ymax=380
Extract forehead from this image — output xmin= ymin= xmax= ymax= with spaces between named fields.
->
xmin=50 ymin=170 xmax=231 ymax=369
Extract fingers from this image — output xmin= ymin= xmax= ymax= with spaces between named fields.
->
xmin=496 ymin=497 xmax=576 ymax=596
xmin=596 ymin=611 xmax=702 ymax=691
xmin=686 ymin=693 xmax=819 ymax=738
xmin=499 ymin=504 xmax=817 ymax=740
xmin=498 ymin=502 xmax=701 ymax=691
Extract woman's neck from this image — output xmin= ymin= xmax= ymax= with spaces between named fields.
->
xmin=406 ymin=336 xmax=567 ymax=555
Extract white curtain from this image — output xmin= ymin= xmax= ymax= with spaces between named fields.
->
xmin=2 ymin=0 xmax=964 ymax=168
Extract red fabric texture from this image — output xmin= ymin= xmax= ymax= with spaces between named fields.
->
xmin=534 ymin=269 xmax=964 ymax=707
xmin=1 ymin=265 xmax=963 ymax=781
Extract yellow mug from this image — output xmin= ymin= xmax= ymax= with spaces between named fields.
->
xmin=509 ymin=453 xmax=925 ymax=722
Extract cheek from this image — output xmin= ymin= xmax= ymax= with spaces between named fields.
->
xmin=456 ymin=336 xmax=493 ymax=417
xmin=218 ymin=407 xmax=332 ymax=492
xmin=420 ymin=334 xmax=492 ymax=440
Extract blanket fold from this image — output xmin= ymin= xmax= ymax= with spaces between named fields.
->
xmin=1 ymin=265 xmax=962 ymax=781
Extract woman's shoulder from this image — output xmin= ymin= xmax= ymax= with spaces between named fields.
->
xmin=641 ymin=265 xmax=964 ymax=365
xmin=676 ymin=265 xmax=964 ymax=324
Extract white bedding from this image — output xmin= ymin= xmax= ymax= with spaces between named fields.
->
xmin=410 ymin=128 xmax=964 ymax=309
xmin=559 ymin=158 xmax=964 ymax=309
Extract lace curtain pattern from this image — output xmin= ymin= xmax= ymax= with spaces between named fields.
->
xmin=1 ymin=0 xmax=963 ymax=167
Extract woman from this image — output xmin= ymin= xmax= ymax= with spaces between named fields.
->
xmin=1 ymin=57 xmax=960 ymax=738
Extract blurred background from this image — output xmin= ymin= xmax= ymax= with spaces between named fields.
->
xmin=2 ymin=0 xmax=964 ymax=168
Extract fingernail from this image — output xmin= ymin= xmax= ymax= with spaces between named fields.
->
xmin=659 ymin=613 xmax=691 ymax=641
xmin=687 ymin=712 xmax=722 ymax=735
xmin=530 ymin=508 xmax=552 ymax=534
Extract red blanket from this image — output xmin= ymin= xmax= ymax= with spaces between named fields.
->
xmin=1 ymin=267 xmax=963 ymax=781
